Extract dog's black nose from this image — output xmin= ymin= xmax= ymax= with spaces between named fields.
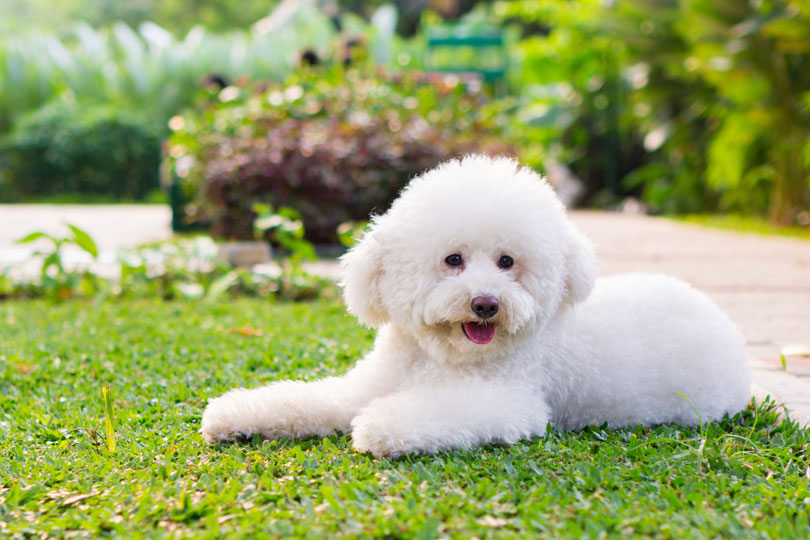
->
xmin=471 ymin=295 xmax=499 ymax=319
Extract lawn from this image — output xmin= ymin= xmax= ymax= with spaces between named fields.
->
xmin=1 ymin=299 xmax=809 ymax=538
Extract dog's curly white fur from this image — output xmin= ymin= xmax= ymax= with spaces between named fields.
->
xmin=201 ymin=155 xmax=751 ymax=457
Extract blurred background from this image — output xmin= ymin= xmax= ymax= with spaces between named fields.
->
xmin=1 ymin=0 xmax=809 ymax=240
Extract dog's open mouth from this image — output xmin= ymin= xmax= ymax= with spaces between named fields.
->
xmin=462 ymin=322 xmax=495 ymax=345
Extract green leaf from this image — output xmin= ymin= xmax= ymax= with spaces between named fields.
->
xmin=67 ymin=224 xmax=99 ymax=258
xmin=16 ymin=231 xmax=49 ymax=244
xmin=278 ymin=206 xmax=303 ymax=221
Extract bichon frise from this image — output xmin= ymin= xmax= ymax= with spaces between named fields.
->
xmin=201 ymin=155 xmax=751 ymax=457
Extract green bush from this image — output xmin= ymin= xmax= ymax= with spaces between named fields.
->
xmin=1 ymin=101 xmax=162 ymax=201
xmin=613 ymin=0 xmax=810 ymax=224
xmin=499 ymin=0 xmax=810 ymax=224
xmin=165 ymin=65 xmax=516 ymax=243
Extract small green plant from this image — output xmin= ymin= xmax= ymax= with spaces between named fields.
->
xmin=253 ymin=203 xmax=328 ymax=301
xmin=253 ymin=204 xmax=317 ymax=267
xmin=15 ymin=223 xmax=100 ymax=300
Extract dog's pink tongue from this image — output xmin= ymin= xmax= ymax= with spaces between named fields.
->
xmin=463 ymin=322 xmax=495 ymax=344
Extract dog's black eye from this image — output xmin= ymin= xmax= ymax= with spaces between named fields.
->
xmin=445 ymin=253 xmax=463 ymax=267
xmin=498 ymin=255 xmax=514 ymax=269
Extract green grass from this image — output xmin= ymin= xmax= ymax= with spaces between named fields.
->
xmin=675 ymin=214 xmax=810 ymax=241
xmin=1 ymin=299 xmax=809 ymax=538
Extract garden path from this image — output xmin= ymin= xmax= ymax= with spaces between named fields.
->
xmin=1 ymin=204 xmax=808 ymax=423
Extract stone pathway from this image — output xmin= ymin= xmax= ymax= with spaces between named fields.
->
xmin=2 ymin=204 xmax=808 ymax=424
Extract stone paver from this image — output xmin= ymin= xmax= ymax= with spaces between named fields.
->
xmin=2 ymin=205 xmax=808 ymax=424
xmin=571 ymin=211 xmax=810 ymax=368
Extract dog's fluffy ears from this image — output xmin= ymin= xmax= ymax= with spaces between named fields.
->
xmin=339 ymin=229 xmax=388 ymax=327
xmin=563 ymin=225 xmax=597 ymax=305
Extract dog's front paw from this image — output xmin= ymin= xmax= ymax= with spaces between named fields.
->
xmin=350 ymin=406 xmax=439 ymax=459
xmin=350 ymin=414 xmax=407 ymax=458
xmin=200 ymin=391 xmax=258 ymax=444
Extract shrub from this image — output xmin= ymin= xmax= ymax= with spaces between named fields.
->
xmin=165 ymin=65 xmax=516 ymax=243
xmin=1 ymin=101 xmax=162 ymax=201
xmin=500 ymin=0 xmax=810 ymax=224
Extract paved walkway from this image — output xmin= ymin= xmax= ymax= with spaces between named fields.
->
xmin=2 ymin=205 xmax=809 ymax=424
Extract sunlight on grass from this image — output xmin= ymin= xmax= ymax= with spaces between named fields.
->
xmin=675 ymin=214 xmax=810 ymax=241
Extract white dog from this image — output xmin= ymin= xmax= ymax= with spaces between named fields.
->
xmin=201 ymin=155 xmax=751 ymax=457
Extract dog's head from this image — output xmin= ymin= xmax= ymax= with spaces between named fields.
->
xmin=339 ymin=155 xmax=596 ymax=364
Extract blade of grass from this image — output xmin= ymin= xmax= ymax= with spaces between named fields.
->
xmin=102 ymin=386 xmax=116 ymax=453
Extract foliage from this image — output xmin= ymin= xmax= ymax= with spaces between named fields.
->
xmin=253 ymin=203 xmax=318 ymax=277
xmin=610 ymin=0 xmax=810 ymax=224
xmin=3 ymin=220 xmax=332 ymax=302
xmin=497 ymin=0 xmax=810 ymax=224
xmin=116 ymin=236 xmax=264 ymax=301
xmin=116 ymin=232 xmax=331 ymax=302
xmin=165 ymin=63 xmax=516 ymax=243
xmin=1 ymin=298 xmax=809 ymax=537
xmin=495 ymin=0 xmax=637 ymax=204
xmin=0 ymin=7 xmax=335 ymax=135
xmin=0 ymin=0 xmax=280 ymax=35
xmin=5 ymin=0 xmax=808 ymax=223
xmin=0 ymin=101 xmax=162 ymax=201
xmin=12 ymin=223 xmax=102 ymax=301
xmin=0 ymin=0 xmax=492 ymax=39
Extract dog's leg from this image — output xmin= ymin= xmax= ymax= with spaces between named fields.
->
xmin=200 ymin=377 xmax=355 ymax=443
xmin=201 ymin=327 xmax=410 ymax=444
xmin=350 ymin=381 xmax=549 ymax=458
